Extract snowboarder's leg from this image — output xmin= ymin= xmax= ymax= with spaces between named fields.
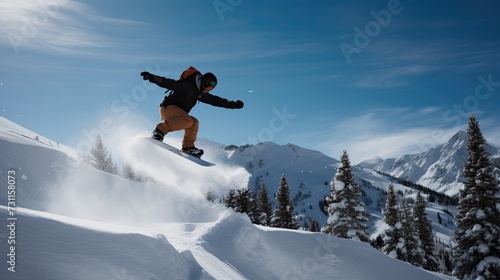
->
xmin=181 ymin=120 xmax=203 ymax=158
xmin=181 ymin=116 xmax=198 ymax=149
xmin=157 ymin=105 xmax=199 ymax=148
xmin=153 ymin=107 xmax=168 ymax=141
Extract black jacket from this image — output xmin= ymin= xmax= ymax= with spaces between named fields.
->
xmin=149 ymin=73 xmax=237 ymax=113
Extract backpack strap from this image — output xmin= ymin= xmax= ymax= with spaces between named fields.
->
xmin=180 ymin=66 xmax=201 ymax=79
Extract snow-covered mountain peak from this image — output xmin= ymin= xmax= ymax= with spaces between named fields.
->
xmin=225 ymin=141 xmax=327 ymax=160
xmin=448 ymin=130 xmax=467 ymax=145
xmin=374 ymin=129 xmax=499 ymax=197
xmin=358 ymin=156 xmax=384 ymax=169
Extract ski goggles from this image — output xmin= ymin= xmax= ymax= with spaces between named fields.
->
xmin=207 ymin=80 xmax=217 ymax=88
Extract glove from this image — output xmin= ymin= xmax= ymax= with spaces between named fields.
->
xmin=140 ymin=71 xmax=153 ymax=81
xmin=230 ymin=100 xmax=244 ymax=109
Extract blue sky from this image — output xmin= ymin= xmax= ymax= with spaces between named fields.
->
xmin=1 ymin=0 xmax=499 ymax=163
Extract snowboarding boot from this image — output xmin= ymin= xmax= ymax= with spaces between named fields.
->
xmin=182 ymin=147 xmax=204 ymax=158
xmin=151 ymin=128 xmax=165 ymax=141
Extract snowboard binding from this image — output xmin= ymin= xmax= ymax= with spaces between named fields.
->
xmin=182 ymin=147 xmax=204 ymax=159
xmin=151 ymin=129 xmax=165 ymax=142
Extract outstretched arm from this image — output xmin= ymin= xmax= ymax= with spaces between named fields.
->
xmin=199 ymin=93 xmax=244 ymax=109
xmin=140 ymin=72 xmax=179 ymax=91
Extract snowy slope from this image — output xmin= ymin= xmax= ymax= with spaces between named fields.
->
xmin=0 ymin=207 xmax=453 ymax=280
xmin=0 ymin=117 xmax=455 ymax=279
xmin=219 ymin=142 xmax=339 ymax=226
xmin=213 ymin=140 xmax=458 ymax=246
xmin=214 ymin=141 xmax=447 ymax=231
xmin=0 ymin=206 xmax=196 ymax=280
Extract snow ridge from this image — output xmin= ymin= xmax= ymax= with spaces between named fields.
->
xmin=0 ymin=117 xmax=453 ymax=279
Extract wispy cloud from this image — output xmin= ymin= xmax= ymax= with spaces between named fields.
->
xmin=347 ymin=34 xmax=500 ymax=89
xmin=152 ymin=32 xmax=329 ymax=65
xmin=331 ymin=128 xmax=455 ymax=162
xmin=419 ymin=107 xmax=441 ymax=115
xmin=0 ymin=0 xmax=144 ymax=55
xmin=356 ymin=65 xmax=436 ymax=88
xmin=312 ymin=107 xmax=465 ymax=163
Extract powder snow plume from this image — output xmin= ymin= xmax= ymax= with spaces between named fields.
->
xmin=46 ymin=120 xmax=249 ymax=227
xmin=122 ymin=135 xmax=250 ymax=198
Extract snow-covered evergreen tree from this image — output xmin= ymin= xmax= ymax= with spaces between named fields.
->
xmin=225 ymin=189 xmax=238 ymax=209
xmin=122 ymin=162 xmax=135 ymax=180
xmin=205 ymin=190 xmax=217 ymax=203
xmin=414 ymin=192 xmax=439 ymax=271
xmin=382 ymin=183 xmax=402 ymax=257
xmin=271 ymin=174 xmax=299 ymax=229
xmin=249 ymin=190 xmax=261 ymax=224
xmin=310 ymin=219 xmax=320 ymax=232
xmin=454 ymin=115 xmax=500 ymax=280
xmin=122 ymin=161 xmax=146 ymax=182
xmin=400 ymin=200 xmax=423 ymax=267
xmin=235 ymin=188 xmax=252 ymax=214
xmin=225 ymin=187 xmax=259 ymax=223
xmin=257 ymin=182 xmax=273 ymax=226
xmin=321 ymin=151 xmax=369 ymax=242
xmin=89 ymin=134 xmax=117 ymax=174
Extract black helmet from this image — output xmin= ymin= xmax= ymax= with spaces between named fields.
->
xmin=202 ymin=72 xmax=217 ymax=88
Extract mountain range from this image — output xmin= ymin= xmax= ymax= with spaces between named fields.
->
xmin=363 ymin=131 xmax=500 ymax=197
xmin=1 ymin=116 xmax=493 ymax=279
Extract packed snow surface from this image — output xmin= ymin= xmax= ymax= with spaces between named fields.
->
xmin=0 ymin=117 xmax=453 ymax=279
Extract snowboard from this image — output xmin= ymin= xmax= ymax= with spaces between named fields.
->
xmin=142 ymin=137 xmax=215 ymax=167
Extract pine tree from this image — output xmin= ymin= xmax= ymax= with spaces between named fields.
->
xmin=205 ymin=191 xmax=217 ymax=203
xmin=225 ymin=189 xmax=238 ymax=209
xmin=225 ymin=188 xmax=260 ymax=223
xmin=321 ymin=151 xmax=369 ymax=242
xmin=400 ymin=200 xmax=423 ymax=266
xmin=122 ymin=162 xmax=135 ymax=180
xmin=122 ymin=161 xmax=146 ymax=182
xmin=414 ymin=192 xmax=439 ymax=271
xmin=371 ymin=234 xmax=384 ymax=250
xmin=249 ymin=190 xmax=261 ymax=224
xmin=89 ymin=134 xmax=117 ymax=174
xmin=257 ymin=182 xmax=273 ymax=226
xmin=310 ymin=219 xmax=320 ymax=232
xmin=271 ymin=174 xmax=299 ymax=229
xmin=382 ymin=183 xmax=402 ymax=257
xmin=235 ymin=188 xmax=252 ymax=214
xmin=454 ymin=115 xmax=500 ymax=280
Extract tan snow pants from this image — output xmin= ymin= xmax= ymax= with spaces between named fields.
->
xmin=156 ymin=105 xmax=199 ymax=148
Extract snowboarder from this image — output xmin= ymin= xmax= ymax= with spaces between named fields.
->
xmin=140 ymin=69 xmax=244 ymax=158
